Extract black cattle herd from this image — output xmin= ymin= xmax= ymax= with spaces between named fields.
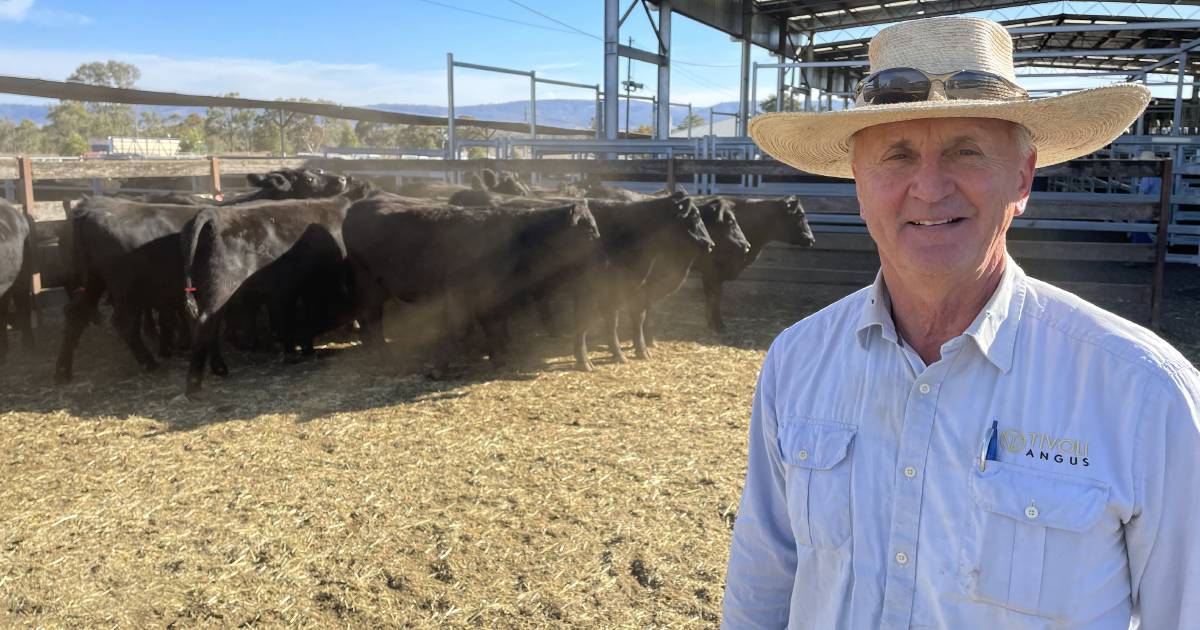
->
xmin=0 ymin=167 xmax=815 ymax=396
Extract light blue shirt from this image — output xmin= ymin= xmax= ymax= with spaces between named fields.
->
xmin=722 ymin=259 xmax=1200 ymax=629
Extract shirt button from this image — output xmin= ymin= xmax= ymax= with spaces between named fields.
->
xmin=797 ymin=449 xmax=809 ymax=461
xmin=918 ymin=383 xmax=931 ymax=394
xmin=1025 ymin=506 xmax=1039 ymax=520
xmin=895 ymin=551 xmax=909 ymax=566
xmin=904 ymin=466 xmax=917 ymax=478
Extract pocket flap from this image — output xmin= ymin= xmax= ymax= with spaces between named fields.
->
xmin=971 ymin=462 xmax=1109 ymax=532
xmin=778 ymin=421 xmax=857 ymax=470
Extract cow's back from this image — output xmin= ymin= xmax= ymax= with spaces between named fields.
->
xmin=0 ymin=201 xmax=29 ymax=296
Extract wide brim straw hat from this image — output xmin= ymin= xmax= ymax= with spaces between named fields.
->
xmin=749 ymin=16 xmax=1151 ymax=179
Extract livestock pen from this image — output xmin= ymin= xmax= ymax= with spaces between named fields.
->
xmin=2 ymin=155 xmax=1198 ymax=627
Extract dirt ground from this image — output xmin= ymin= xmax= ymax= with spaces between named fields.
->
xmin=1 ymin=266 xmax=1198 ymax=628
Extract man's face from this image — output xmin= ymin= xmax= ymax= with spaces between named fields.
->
xmin=850 ymin=117 xmax=1036 ymax=281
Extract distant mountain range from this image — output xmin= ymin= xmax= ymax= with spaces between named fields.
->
xmin=0 ymin=99 xmax=745 ymax=131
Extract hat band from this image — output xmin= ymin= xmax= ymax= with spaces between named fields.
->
xmin=855 ymin=68 xmax=1029 ymax=106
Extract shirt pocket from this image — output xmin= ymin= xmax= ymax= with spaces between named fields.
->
xmin=777 ymin=419 xmax=857 ymax=550
xmin=964 ymin=461 xmax=1110 ymax=621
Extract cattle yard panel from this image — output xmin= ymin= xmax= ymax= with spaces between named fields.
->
xmin=6 ymin=156 xmax=1171 ymax=329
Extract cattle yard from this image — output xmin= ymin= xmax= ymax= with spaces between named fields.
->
xmin=5 ymin=1 xmax=1200 ymax=627
xmin=0 ymin=152 xmax=1194 ymax=628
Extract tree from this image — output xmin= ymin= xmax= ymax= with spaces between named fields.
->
xmin=12 ymin=119 xmax=45 ymax=155
xmin=64 ymin=60 xmax=140 ymax=137
xmin=205 ymin=94 xmax=259 ymax=153
xmin=44 ymin=101 xmax=95 ymax=154
xmin=759 ymin=92 xmax=801 ymax=113
xmin=675 ymin=113 xmax=705 ymax=131
xmin=632 ymin=124 xmax=654 ymax=136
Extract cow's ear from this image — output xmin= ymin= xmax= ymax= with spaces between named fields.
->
xmin=247 ymin=173 xmax=266 ymax=187
xmin=268 ymin=172 xmax=292 ymax=191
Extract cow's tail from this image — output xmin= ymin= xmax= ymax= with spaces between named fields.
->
xmin=181 ymin=207 xmax=218 ymax=322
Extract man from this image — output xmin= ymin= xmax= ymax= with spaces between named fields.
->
xmin=722 ymin=16 xmax=1200 ymax=629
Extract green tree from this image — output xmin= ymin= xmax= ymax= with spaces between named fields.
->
xmin=11 ymin=119 xmax=45 ymax=155
xmin=675 ymin=113 xmax=705 ymax=131
xmin=759 ymin=92 xmax=801 ymax=113
xmin=65 ymin=60 xmax=140 ymax=137
xmin=44 ymin=101 xmax=95 ymax=154
xmin=631 ymin=123 xmax=654 ymax=136
xmin=205 ymin=94 xmax=258 ymax=153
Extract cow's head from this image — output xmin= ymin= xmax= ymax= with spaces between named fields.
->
xmin=781 ymin=196 xmax=815 ymax=246
xmin=247 ymin=171 xmax=292 ymax=193
xmin=667 ymin=191 xmax=714 ymax=255
xmin=699 ymin=198 xmax=751 ymax=259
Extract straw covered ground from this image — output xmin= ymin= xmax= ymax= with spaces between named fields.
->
xmin=0 ymin=280 xmax=848 ymax=629
xmin=3 ymin=269 xmax=1199 ymax=628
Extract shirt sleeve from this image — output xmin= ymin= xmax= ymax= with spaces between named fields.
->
xmin=722 ymin=345 xmax=796 ymax=629
xmin=1126 ymin=365 xmax=1200 ymax=628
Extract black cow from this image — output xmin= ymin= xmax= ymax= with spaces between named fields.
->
xmin=640 ymin=197 xmax=752 ymax=344
xmin=0 ymin=200 xmax=33 ymax=362
xmin=344 ymin=198 xmax=601 ymax=373
xmin=692 ymin=196 xmax=815 ymax=332
xmin=219 ymin=168 xmax=350 ymax=205
xmin=445 ymin=191 xmax=715 ymax=365
xmin=182 ymin=184 xmax=373 ymax=395
xmin=55 ymin=198 xmax=199 ymax=382
xmin=585 ymin=193 xmax=714 ymax=361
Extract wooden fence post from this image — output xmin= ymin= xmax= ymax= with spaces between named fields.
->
xmin=208 ymin=156 xmax=222 ymax=199
xmin=17 ymin=156 xmax=39 ymax=296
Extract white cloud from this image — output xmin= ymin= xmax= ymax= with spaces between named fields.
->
xmin=0 ymin=0 xmax=34 ymax=21
xmin=29 ymin=7 xmax=92 ymax=26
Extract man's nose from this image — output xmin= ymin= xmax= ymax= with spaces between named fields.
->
xmin=908 ymin=157 xmax=955 ymax=204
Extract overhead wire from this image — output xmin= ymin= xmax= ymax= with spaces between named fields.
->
xmin=413 ymin=0 xmax=582 ymax=36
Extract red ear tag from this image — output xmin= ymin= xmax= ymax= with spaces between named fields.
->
xmin=184 ymin=287 xmax=198 ymax=293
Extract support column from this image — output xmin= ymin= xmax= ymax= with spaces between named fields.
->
xmin=447 ymin=52 xmax=456 ymax=158
xmin=656 ymin=0 xmax=672 ymax=139
xmin=738 ymin=38 xmax=751 ymax=135
xmin=777 ymin=54 xmax=786 ymax=112
xmin=1174 ymin=52 xmax=1187 ymax=136
xmin=604 ymin=0 xmax=620 ymax=140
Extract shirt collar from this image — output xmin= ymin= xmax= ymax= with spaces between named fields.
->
xmin=855 ymin=256 xmax=1027 ymax=373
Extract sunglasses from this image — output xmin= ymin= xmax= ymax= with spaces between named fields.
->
xmin=854 ymin=68 xmax=1029 ymax=105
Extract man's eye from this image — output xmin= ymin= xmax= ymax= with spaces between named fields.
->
xmin=957 ymin=148 xmax=982 ymax=157
xmin=884 ymin=152 xmax=910 ymax=161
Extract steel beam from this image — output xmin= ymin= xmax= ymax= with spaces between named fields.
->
xmin=604 ymin=0 xmax=620 ymax=141
xmin=618 ymin=44 xmax=666 ymax=66
xmin=656 ymin=0 xmax=672 ymax=139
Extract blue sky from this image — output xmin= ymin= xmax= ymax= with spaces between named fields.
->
xmin=0 ymin=0 xmax=1194 ymax=108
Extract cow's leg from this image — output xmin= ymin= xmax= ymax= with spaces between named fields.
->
xmin=11 ymin=277 xmax=33 ymax=352
xmin=156 ymin=307 xmax=175 ymax=358
xmin=141 ymin=307 xmax=159 ymax=340
xmin=186 ymin=314 xmax=226 ymax=394
xmin=55 ymin=282 xmax=104 ymax=383
xmin=572 ymin=287 xmax=595 ymax=372
xmin=113 ymin=303 xmax=159 ymax=372
xmin=643 ymin=307 xmax=658 ymax=348
xmin=0 ymin=296 xmax=9 ymax=364
xmin=632 ymin=306 xmax=652 ymax=360
xmin=703 ymin=274 xmax=725 ymax=333
xmin=604 ymin=308 xmax=627 ymax=364
xmin=536 ymin=296 xmax=563 ymax=337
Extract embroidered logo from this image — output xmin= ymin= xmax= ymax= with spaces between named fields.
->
xmin=1000 ymin=428 xmax=1089 ymax=467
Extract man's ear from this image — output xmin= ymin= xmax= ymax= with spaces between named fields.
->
xmin=1013 ymin=146 xmax=1037 ymax=217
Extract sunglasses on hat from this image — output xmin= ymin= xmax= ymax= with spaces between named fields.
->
xmin=855 ymin=68 xmax=1029 ymax=105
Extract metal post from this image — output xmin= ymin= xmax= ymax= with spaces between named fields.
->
xmin=750 ymin=62 xmax=758 ymax=123
xmin=1174 ymin=52 xmax=1187 ymax=136
xmin=277 ymin=110 xmax=285 ymax=157
xmin=594 ymin=88 xmax=602 ymax=139
xmin=803 ymin=34 xmax=814 ymax=111
xmin=738 ymin=37 xmax=751 ymax=136
xmin=530 ymin=70 xmax=537 ymax=140
xmin=447 ymin=52 xmax=456 ymax=159
xmin=687 ymin=103 xmax=693 ymax=139
xmin=651 ymin=96 xmax=658 ymax=137
xmin=655 ymin=0 xmax=672 ymax=139
xmin=604 ymin=0 xmax=620 ymax=141
xmin=777 ymin=54 xmax=786 ymax=112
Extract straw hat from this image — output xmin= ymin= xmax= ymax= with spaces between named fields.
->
xmin=749 ymin=16 xmax=1151 ymax=179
